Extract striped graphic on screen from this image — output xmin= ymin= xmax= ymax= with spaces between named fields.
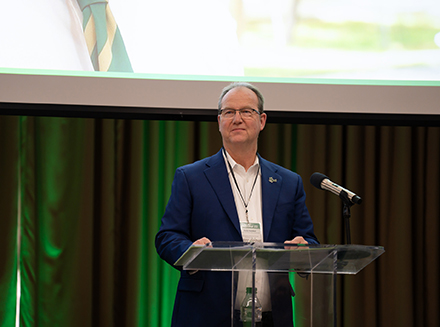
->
xmin=78 ymin=0 xmax=133 ymax=72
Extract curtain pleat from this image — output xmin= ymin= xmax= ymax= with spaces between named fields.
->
xmin=91 ymin=118 xmax=116 ymax=327
xmin=0 ymin=116 xmax=19 ymax=327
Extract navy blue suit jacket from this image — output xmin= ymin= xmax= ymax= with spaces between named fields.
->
xmin=155 ymin=150 xmax=318 ymax=327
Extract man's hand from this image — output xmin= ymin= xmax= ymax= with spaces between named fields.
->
xmin=285 ymin=236 xmax=308 ymax=245
xmin=284 ymin=236 xmax=308 ymax=249
xmin=193 ymin=237 xmax=212 ymax=245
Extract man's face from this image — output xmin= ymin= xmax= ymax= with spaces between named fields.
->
xmin=218 ymin=87 xmax=267 ymax=149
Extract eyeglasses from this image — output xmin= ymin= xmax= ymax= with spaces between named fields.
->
xmin=219 ymin=108 xmax=260 ymax=119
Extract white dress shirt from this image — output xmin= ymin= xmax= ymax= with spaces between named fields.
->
xmin=223 ymin=150 xmax=271 ymax=311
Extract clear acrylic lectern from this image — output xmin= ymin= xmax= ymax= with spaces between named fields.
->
xmin=174 ymin=242 xmax=384 ymax=327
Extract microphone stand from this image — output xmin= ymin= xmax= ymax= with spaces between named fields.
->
xmin=339 ymin=190 xmax=353 ymax=244
xmin=335 ymin=190 xmax=355 ymax=327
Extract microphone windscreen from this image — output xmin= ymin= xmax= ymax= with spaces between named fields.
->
xmin=310 ymin=172 xmax=328 ymax=190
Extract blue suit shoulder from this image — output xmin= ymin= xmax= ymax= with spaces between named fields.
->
xmin=259 ymin=156 xmax=302 ymax=180
xmin=178 ymin=155 xmax=211 ymax=172
xmin=176 ymin=150 xmax=224 ymax=176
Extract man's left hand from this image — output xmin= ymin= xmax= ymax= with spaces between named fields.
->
xmin=285 ymin=236 xmax=308 ymax=245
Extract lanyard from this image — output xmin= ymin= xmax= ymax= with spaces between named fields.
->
xmin=223 ymin=149 xmax=259 ymax=223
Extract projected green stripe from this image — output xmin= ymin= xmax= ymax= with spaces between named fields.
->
xmin=1 ymin=67 xmax=439 ymax=87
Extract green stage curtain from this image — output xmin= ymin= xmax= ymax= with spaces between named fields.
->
xmin=17 ymin=117 xmax=204 ymax=327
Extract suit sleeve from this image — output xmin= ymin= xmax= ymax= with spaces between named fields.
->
xmin=155 ymin=168 xmax=194 ymax=268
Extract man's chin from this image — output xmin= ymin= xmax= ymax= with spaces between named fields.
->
xmin=228 ymin=136 xmax=249 ymax=144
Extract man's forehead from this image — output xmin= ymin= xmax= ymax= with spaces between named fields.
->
xmin=221 ymin=87 xmax=258 ymax=106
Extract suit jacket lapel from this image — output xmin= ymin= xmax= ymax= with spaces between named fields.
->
xmin=260 ymin=157 xmax=282 ymax=241
xmin=204 ymin=150 xmax=242 ymax=237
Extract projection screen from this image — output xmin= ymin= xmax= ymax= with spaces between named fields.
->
xmin=1 ymin=0 xmax=439 ymax=125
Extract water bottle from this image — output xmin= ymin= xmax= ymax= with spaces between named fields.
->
xmin=240 ymin=287 xmax=262 ymax=327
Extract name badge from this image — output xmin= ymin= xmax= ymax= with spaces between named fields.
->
xmin=240 ymin=222 xmax=262 ymax=242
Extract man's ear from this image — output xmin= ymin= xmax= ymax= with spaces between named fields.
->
xmin=259 ymin=113 xmax=267 ymax=131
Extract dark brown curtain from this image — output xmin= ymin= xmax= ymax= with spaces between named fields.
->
xmin=0 ymin=116 xmax=19 ymax=326
xmin=0 ymin=115 xmax=438 ymax=327
xmin=291 ymin=124 xmax=440 ymax=327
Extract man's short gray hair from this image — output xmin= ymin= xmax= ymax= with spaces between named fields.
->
xmin=217 ymin=82 xmax=264 ymax=114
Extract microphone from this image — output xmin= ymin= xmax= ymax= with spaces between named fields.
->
xmin=310 ymin=172 xmax=362 ymax=205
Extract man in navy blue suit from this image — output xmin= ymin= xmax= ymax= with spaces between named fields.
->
xmin=155 ymin=82 xmax=318 ymax=327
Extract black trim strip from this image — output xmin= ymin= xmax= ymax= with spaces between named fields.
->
xmin=1 ymin=102 xmax=439 ymax=126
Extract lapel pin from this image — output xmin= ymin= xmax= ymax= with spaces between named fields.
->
xmin=269 ymin=177 xmax=277 ymax=183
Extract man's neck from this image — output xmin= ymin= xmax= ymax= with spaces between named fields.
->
xmin=223 ymin=145 xmax=257 ymax=172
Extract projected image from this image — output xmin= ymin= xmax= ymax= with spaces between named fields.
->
xmin=237 ymin=0 xmax=440 ymax=80
xmin=1 ymin=0 xmax=439 ymax=80
xmin=0 ymin=0 xmax=244 ymax=76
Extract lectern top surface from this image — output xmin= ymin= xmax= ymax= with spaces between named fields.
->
xmin=174 ymin=242 xmax=384 ymax=275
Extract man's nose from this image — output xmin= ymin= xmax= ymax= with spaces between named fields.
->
xmin=232 ymin=111 xmax=243 ymax=123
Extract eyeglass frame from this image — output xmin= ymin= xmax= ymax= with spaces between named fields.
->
xmin=218 ymin=108 xmax=261 ymax=119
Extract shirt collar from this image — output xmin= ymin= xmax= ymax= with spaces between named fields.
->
xmin=222 ymin=148 xmax=259 ymax=174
